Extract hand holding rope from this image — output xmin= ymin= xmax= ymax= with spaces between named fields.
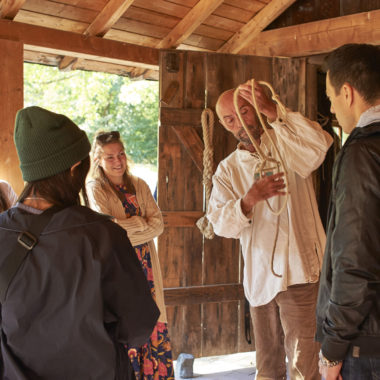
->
xmin=233 ymin=79 xmax=289 ymax=216
xmin=234 ymin=79 xmax=290 ymax=277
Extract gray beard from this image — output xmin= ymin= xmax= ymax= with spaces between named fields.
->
xmin=237 ymin=124 xmax=262 ymax=144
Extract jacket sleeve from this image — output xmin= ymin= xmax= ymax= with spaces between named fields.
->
xmin=125 ymin=178 xmax=164 ymax=247
xmin=207 ymin=167 xmax=252 ymax=239
xmin=87 ymin=180 xmax=147 ymax=235
xmin=102 ymin=222 xmax=160 ymax=347
xmin=320 ymin=143 xmax=380 ymax=360
xmin=270 ymin=106 xmax=333 ymax=178
xmin=0 ymin=181 xmax=18 ymax=208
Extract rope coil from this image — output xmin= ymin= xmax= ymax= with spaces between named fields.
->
xmin=233 ymin=79 xmax=289 ymax=215
xmin=234 ymin=79 xmax=290 ymax=277
xmin=196 ymin=108 xmax=215 ymax=239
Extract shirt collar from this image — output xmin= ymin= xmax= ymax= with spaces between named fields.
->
xmin=356 ymin=104 xmax=380 ymax=128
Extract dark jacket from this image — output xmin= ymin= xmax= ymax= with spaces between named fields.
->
xmin=316 ymin=121 xmax=380 ymax=361
xmin=0 ymin=205 xmax=160 ymax=379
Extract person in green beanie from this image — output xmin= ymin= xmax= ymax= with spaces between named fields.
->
xmin=0 ymin=106 xmax=159 ymax=380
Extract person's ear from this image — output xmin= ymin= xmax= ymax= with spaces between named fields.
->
xmin=70 ymin=161 xmax=81 ymax=176
xmin=342 ymin=82 xmax=354 ymax=107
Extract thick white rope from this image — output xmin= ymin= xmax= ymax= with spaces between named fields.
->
xmin=233 ymin=79 xmax=289 ymax=215
xmin=196 ymin=108 xmax=215 ymax=239
xmin=233 ymin=79 xmax=291 ymax=277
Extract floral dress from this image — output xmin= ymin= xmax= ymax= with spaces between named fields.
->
xmin=116 ymin=185 xmax=174 ymax=380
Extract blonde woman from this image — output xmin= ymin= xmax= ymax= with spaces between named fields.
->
xmin=87 ymin=131 xmax=174 ymax=380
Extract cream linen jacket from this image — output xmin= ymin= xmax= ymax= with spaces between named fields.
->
xmin=0 ymin=180 xmax=17 ymax=208
xmin=208 ymin=107 xmax=334 ymax=307
xmin=87 ymin=175 xmax=167 ymax=323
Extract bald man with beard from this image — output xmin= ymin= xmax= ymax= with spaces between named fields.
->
xmin=207 ymin=82 xmax=333 ymax=380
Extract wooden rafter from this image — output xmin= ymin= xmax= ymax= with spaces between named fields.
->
xmin=0 ymin=0 xmax=25 ymax=20
xmin=0 ymin=19 xmax=158 ymax=68
xmin=157 ymin=0 xmax=223 ymax=49
xmin=240 ymin=9 xmax=380 ymax=57
xmin=85 ymin=0 xmax=134 ymax=37
xmin=59 ymin=0 xmax=134 ymax=72
xmin=218 ymin=0 xmax=296 ymax=54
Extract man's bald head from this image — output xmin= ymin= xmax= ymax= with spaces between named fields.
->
xmin=215 ymin=89 xmax=235 ymax=122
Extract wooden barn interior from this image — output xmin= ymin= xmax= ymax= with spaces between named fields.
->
xmin=1 ymin=0 xmax=379 ymax=360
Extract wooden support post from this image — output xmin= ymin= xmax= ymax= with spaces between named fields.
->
xmin=0 ymin=39 xmax=24 ymax=194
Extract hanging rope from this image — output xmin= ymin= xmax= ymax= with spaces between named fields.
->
xmin=234 ymin=79 xmax=291 ymax=277
xmin=233 ymin=79 xmax=289 ymax=216
xmin=196 ymin=108 xmax=215 ymax=239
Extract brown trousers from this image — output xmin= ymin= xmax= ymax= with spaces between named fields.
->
xmin=250 ymin=282 xmax=321 ymax=380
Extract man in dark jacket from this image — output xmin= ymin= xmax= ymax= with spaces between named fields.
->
xmin=316 ymin=44 xmax=380 ymax=380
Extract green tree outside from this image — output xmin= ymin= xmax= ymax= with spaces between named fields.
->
xmin=24 ymin=63 xmax=159 ymax=166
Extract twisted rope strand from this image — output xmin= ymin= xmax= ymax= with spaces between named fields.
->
xmin=196 ymin=108 xmax=215 ymax=239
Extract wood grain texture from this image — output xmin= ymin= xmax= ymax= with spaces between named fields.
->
xmin=0 ymin=0 xmax=26 ymax=19
xmin=0 ymin=18 xmax=159 ymax=68
xmin=164 ymin=283 xmax=245 ymax=305
xmin=157 ymin=0 xmax=223 ymax=49
xmin=218 ymin=0 xmax=297 ymax=54
xmin=240 ymin=9 xmax=380 ymax=57
xmin=0 ymin=39 xmax=24 ymax=194
xmin=162 ymin=211 xmax=204 ymax=227
xmin=85 ymin=0 xmax=134 ymax=37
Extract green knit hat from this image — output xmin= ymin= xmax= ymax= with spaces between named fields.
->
xmin=14 ymin=106 xmax=91 ymax=182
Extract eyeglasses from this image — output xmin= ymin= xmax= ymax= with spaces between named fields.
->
xmin=95 ymin=131 xmax=120 ymax=143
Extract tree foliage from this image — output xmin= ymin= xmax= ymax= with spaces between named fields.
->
xmin=24 ymin=63 xmax=159 ymax=165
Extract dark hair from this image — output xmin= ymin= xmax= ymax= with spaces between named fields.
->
xmin=0 ymin=191 xmax=9 ymax=212
xmin=91 ymin=130 xmax=135 ymax=200
xmin=18 ymin=156 xmax=90 ymax=207
xmin=325 ymin=44 xmax=380 ymax=104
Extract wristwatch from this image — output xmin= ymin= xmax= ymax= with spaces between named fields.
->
xmin=319 ymin=351 xmax=343 ymax=367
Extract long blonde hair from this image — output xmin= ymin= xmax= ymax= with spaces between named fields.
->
xmin=91 ymin=131 xmax=135 ymax=201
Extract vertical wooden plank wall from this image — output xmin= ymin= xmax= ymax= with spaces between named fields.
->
xmin=0 ymin=39 xmax=24 ymax=194
xmin=159 ymin=51 xmax=279 ymax=358
xmin=158 ymin=50 xmax=205 ymax=357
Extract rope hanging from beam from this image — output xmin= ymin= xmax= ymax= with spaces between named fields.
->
xmin=196 ymin=108 xmax=215 ymax=239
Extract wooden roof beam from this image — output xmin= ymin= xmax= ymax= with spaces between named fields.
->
xmin=0 ymin=19 xmax=158 ymax=69
xmin=218 ymin=0 xmax=296 ymax=54
xmin=157 ymin=0 xmax=224 ymax=49
xmin=0 ymin=0 xmax=26 ymax=20
xmin=85 ymin=0 xmax=134 ymax=37
xmin=59 ymin=0 xmax=134 ymax=72
xmin=239 ymin=9 xmax=380 ymax=57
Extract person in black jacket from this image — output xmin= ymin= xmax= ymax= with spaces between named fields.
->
xmin=316 ymin=44 xmax=380 ymax=380
xmin=0 ymin=106 xmax=160 ymax=379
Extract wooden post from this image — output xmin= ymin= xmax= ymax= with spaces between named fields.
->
xmin=0 ymin=39 xmax=24 ymax=194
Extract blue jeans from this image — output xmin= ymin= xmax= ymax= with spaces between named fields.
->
xmin=341 ymin=356 xmax=380 ymax=380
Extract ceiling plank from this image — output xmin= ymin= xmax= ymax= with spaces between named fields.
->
xmin=0 ymin=0 xmax=26 ymax=20
xmin=157 ymin=0 xmax=223 ymax=49
xmin=85 ymin=0 xmax=134 ymax=37
xmin=240 ymin=9 xmax=380 ymax=57
xmin=58 ymin=0 xmax=134 ymax=73
xmin=218 ymin=0 xmax=296 ymax=54
xmin=0 ymin=19 xmax=159 ymax=68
